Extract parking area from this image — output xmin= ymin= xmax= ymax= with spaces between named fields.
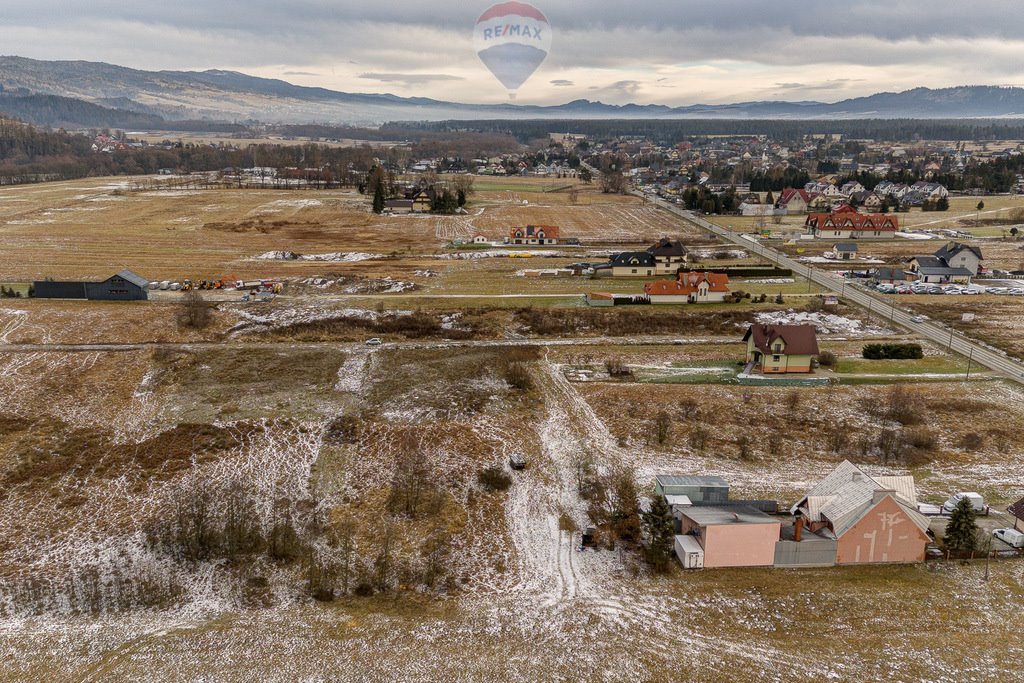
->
xmin=866 ymin=280 xmax=1024 ymax=297
xmin=928 ymin=508 xmax=1024 ymax=554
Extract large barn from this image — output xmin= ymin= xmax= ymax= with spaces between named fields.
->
xmin=34 ymin=270 xmax=150 ymax=301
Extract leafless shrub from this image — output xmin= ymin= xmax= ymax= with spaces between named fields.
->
xmin=958 ymin=432 xmax=984 ymax=451
xmin=689 ymin=425 xmax=710 ymax=454
xmin=177 ymin=290 xmax=212 ymax=330
xmin=654 ymin=411 xmax=672 ymax=445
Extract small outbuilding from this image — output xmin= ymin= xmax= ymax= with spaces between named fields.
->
xmin=831 ymin=242 xmax=858 ymax=260
xmin=677 ymin=506 xmax=782 ymax=568
xmin=654 ymin=475 xmax=729 ymax=503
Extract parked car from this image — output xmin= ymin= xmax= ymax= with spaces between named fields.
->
xmin=509 ymin=453 xmax=527 ymax=470
xmin=993 ymin=528 xmax=1024 ymax=549
xmin=365 ymin=337 xmax=383 ymax=346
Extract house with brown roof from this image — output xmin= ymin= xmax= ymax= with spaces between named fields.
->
xmin=646 ymin=238 xmax=689 ymax=275
xmin=644 ymin=272 xmax=730 ymax=304
xmin=791 ymin=461 xmax=931 ymax=565
xmin=742 ymin=324 xmax=819 ymax=374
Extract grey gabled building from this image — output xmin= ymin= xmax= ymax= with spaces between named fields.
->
xmin=34 ymin=270 xmax=149 ymax=301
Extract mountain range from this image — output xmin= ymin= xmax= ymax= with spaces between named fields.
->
xmin=4 ymin=56 xmax=1024 ymax=128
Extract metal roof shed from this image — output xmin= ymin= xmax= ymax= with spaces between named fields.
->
xmin=655 ymin=475 xmax=730 ymax=504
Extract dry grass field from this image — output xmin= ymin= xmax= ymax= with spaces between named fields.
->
xmin=0 ymin=331 xmax=1022 ymax=681
xmin=2 ymin=176 xmax=1023 ymax=681
xmin=0 ymin=175 xmax=701 ymax=284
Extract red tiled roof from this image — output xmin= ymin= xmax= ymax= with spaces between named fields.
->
xmin=778 ymin=188 xmax=819 ymax=205
xmin=743 ymin=324 xmax=820 ymax=356
xmin=510 ymin=225 xmax=560 ymax=239
xmin=645 ymin=272 xmax=730 ymax=296
xmin=805 ymin=213 xmax=899 ymax=231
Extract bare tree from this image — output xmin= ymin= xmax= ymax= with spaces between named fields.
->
xmin=389 ymin=432 xmax=440 ymax=518
xmin=654 ymin=411 xmax=672 ymax=445
xmin=689 ymin=425 xmax=710 ymax=454
xmin=177 ymin=290 xmax=212 ymax=329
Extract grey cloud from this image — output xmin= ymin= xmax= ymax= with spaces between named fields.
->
xmin=359 ymin=72 xmax=465 ymax=86
xmin=550 ymin=79 xmax=575 ymax=87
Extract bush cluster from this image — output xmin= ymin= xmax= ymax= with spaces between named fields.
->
xmin=862 ymin=343 xmax=924 ymax=360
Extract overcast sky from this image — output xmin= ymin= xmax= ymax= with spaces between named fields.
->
xmin=3 ymin=1 xmax=1024 ymax=105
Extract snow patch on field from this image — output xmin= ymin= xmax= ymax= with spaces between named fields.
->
xmin=254 ymin=251 xmax=384 ymax=262
xmin=227 ymin=304 xmax=386 ymax=336
xmin=755 ymin=309 xmax=893 ymax=335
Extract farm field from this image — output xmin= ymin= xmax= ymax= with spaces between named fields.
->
xmin=0 ymin=175 xmax=701 ymax=284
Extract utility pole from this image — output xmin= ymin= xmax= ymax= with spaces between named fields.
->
xmin=966 ymin=347 xmax=974 ymax=381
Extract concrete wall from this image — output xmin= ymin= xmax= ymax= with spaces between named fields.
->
xmin=836 ymin=496 xmax=928 ymax=565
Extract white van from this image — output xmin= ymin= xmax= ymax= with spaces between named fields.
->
xmin=993 ymin=528 xmax=1024 ymax=549
xmin=942 ymin=492 xmax=988 ymax=515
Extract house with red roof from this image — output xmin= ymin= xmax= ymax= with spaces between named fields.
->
xmin=509 ymin=225 xmax=560 ymax=245
xmin=804 ymin=212 xmax=899 ymax=240
xmin=777 ymin=189 xmax=819 ymax=214
xmin=644 ymin=272 xmax=731 ymax=304
xmin=742 ymin=323 xmax=820 ymax=374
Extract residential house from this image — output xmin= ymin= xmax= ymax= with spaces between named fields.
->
xmin=831 ymin=242 xmax=859 ymax=260
xmin=742 ymin=324 xmax=819 ymax=374
xmin=510 ymin=225 xmax=560 ymax=245
xmin=644 ymin=272 xmax=731 ymax=304
xmin=907 ymin=256 xmax=973 ymax=284
xmin=860 ymin=193 xmax=884 ymax=213
xmin=804 ymin=213 xmax=899 ymax=240
xmin=791 ymin=461 xmax=930 ymax=565
xmin=676 ymin=506 xmax=782 ymax=568
xmin=840 ymin=181 xmax=866 ymax=196
xmin=608 ymin=252 xmax=657 ymax=277
xmin=807 ymin=194 xmax=835 ymax=212
xmin=911 ymin=181 xmax=949 ymax=199
xmin=646 ymin=238 xmax=689 ymax=275
xmin=933 ymin=242 xmax=983 ymax=276
xmin=777 ymin=189 xmax=818 ymax=214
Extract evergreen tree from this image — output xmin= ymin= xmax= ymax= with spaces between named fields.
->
xmin=372 ymin=181 xmax=385 ymax=214
xmin=765 ymin=189 xmax=775 ymax=206
xmin=936 ymin=195 xmax=949 ymax=211
xmin=944 ymin=496 xmax=978 ymax=553
xmin=642 ymin=494 xmax=675 ymax=572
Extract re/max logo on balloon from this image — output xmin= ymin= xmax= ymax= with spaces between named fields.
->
xmin=474 ymin=2 xmax=552 ymax=96
xmin=480 ymin=23 xmax=544 ymax=42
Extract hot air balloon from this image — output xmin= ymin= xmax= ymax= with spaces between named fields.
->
xmin=473 ymin=2 xmax=551 ymax=98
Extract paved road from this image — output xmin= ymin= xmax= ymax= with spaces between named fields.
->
xmin=643 ymin=194 xmax=1024 ymax=384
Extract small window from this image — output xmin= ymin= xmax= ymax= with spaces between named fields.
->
xmin=631 ymin=269 xmax=638 ymax=274
xmin=773 ymin=355 xmax=781 ymax=362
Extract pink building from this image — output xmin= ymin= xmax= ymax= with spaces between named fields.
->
xmin=677 ymin=507 xmax=782 ymax=568
xmin=792 ymin=461 xmax=930 ymax=565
